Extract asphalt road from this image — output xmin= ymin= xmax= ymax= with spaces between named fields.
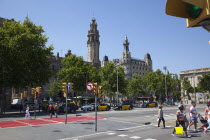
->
xmin=0 ymin=104 xmax=209 ymax=140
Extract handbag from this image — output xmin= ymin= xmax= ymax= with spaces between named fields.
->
xmin=175 ymin=127 xmax=184 ymax=135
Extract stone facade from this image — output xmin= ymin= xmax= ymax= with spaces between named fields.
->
xmin=102 ymin=36 xmax=152 ymax=79
xmin=180 ymin=67 xmax=210 ymax=104
xmin=87 ymin=18 xmax=100 ymax=68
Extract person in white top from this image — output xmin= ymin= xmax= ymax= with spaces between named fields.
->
xmin=25 ymin=105 xmax=30 ymax=119
xmin=188 ymin=102 xmax=199 ymax=132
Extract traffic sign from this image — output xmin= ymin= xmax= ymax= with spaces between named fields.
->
xmin=86 ymin=82 xmax=94 ymax=91
xmin=67 ymin=84 xmax=71 ymax=91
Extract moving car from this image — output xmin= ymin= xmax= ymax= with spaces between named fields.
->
xmin=59 ymin=102 xmax=79 ymax=113
xmin=81 ymin=103 xmax=94 ymax=111
xmin=142 ymin=102 xmax=158 ymax=108
xmin=97 ymin=104 xmax=111 ymax=111
xmin=114 ymin=103 xmax=133 ymax=110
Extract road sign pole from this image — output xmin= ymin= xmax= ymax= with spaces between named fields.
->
xmin=95 ymin=94 xmax=97 ymax=132
xmin=65 ymin=93 xmax=67 ymax=124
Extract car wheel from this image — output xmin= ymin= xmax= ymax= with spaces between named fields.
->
xmin=129 ymin=107 xmax=131 ymax=110
xmin=106 ymin=107 xmax=109 ymax=111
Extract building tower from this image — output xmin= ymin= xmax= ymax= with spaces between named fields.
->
xmin=144 ymin=53 xmax=152 ymax=71
xmin=122 ymin=36 xmax=131 ymax=59
xmin=87 ymin=18 xmax=100 ymax=67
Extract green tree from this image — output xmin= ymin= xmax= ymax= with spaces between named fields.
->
xmin=181 ymin=77 xmax=193 ymax=100
xmin=99 ymin=62 xmax=126 ymax=100
xmin=198 ymin=72 xmax=210 ymax=92
xmin=143 ymin=69 xmax=165 ymax=98
xmin=48 ymin=81 xmax=61 ymax=97
xmin=58 ymin=54 xmax=99 ymax=95
xmin=126 ymin=74 xmax=144 ymax=99
xmin=0 ymin=17 xmax=53 ymax=89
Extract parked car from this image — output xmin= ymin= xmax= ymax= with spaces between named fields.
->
xmin=142 ymin=102 xmax=158 ymax=108
xmin=114 ymin=103 xmax=133 ymax=110
xmin=59 ymin=103 xmax=79 ymax=113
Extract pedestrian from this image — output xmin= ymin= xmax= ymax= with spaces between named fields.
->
xmin=188 ymin=102 xmax=199 ymax=132
xmin=204 ymin=101 xmax=210 ymax=119
xmin=203 ymin=101 xmax=210 ymax=134
xmin=157 ymin=105 xmax=165 ymax=128
xmin=48 ymin=103 xmax=54 ymax=118
xmin=25 ymin=105 xmax=30 ymax=119
xmin=172 ymin=105 xmax=189 ymax=137
xmin=54 ymin=103 xmax=59 ymax=118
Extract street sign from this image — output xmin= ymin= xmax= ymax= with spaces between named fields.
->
xmin=86 ymin=82 xmax=94 ymax=91
xmin=67 ymin=84 xmax=71 ymax=91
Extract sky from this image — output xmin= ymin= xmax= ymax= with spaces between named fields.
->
xmin=0 ymin=0 xmax=209 ymax=75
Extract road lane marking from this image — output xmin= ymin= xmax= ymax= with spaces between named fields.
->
xmin=144 ymin=139 xmax=156 ymax=140
xmin=130 ymin=136 xmax=141 ymax=139
xmin=58 ymin=125 xmax=152 ymax=140
xmin=118 ymin=134 xmax=128 ymax=137
xmin=107 ymin=133 xmax=116 ymax=135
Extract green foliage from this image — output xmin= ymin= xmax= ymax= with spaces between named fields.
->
xmin=0 ymin=17 xmax=53 ymax=89
xmin=198 ymin=72 xmax=210 ymax=92
xmin=99 ymin=62 xmax=126 ymax=97
xmin=126 ymin=74 xmax=144 ymax=98
xmin=48 ymin=81 xmax=61 ymax=97
xmin=58 ymin=54 xmax=100 ymax=94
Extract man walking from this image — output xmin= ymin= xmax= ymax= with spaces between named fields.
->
xmin=188 ymin=102 xmax=199 ymax=132
xmin=48 ymin=103 xmax=54 ymax=118
xmin=157 ymin=105 xmax=165 ymax=128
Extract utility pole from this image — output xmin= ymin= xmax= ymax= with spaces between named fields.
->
xmin=163 ymin=66 xmax=167 ymax=103
xmin=193 ymin=73 xmax=196 ymax=103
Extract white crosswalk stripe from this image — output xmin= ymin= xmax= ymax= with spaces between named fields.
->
xmin=118 ymin=134 xmax=128 ymax=137
xmin=130 ymin=136 xmax=141 ymax=139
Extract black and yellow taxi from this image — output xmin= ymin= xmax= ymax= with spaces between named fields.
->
xmin=142 ymin=102 xmax=158 ymax=108
xmin=114 ymin=103 xmax=133 ymax=110
xmin=97 ymin=103 xmax=111 ymax=111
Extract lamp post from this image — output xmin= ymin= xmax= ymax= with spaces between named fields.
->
xmin=193 ymin=73 xmax=196 ymax=103
xmin=163 ymin=66 xmax=167 ymax=102
xmin=114 ymin=59 xmax=119 ymax=106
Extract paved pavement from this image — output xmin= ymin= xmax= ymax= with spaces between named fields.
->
xmin=0 ymin=104 xmax=209 ymax=140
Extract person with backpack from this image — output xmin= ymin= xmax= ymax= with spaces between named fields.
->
xmin=172 ymin=105 xmax=189 ymax=137
xmin=54 ymin=103 xmax=59 ymax=118
xmin=48 ymin=103 xmax=54 ymax=118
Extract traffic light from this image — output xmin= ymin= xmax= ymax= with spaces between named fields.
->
xmin=31 ymin=88 xmax=36 ymax=95
xmin=70 ymin=82 xmax=74 ymax=92
xmin=93 ymin=83 xmax=98 ymax=95
xmin=24 ymin=91 xmax=27 ymax=98
xmin=62 ymin=82 xmax=67 ymax=93
xmin=21 ymin=93 xmax=23 ymax=99
xmin=36 ymin=87 xmax=42 ymax=94
xmin=165 ymin=0 xmax=210 ymax=30
xmin=35 ymin=92 xmax=38 ymax=99
xmin=98 ymin=86 xmax=103 ymax=98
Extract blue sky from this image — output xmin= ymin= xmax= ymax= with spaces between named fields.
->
xmin=1 ymin=0 xmax=209 ymax=74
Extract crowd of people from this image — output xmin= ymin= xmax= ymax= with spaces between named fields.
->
xmin=157 ymin=101 xmax=210 ymax=137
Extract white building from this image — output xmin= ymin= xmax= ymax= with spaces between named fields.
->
xmin=180 ymin=67 xmax=210 ymax=104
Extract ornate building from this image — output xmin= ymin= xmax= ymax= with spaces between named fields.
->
xmin=102 ymin=36 xmax=153 ymax=79
xmin=87 ymin=18 xmax=100 ymax=68
xmin=180 ymin=67 xmax=210 ymax=104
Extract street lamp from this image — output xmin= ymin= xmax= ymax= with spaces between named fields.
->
xmin=193 ymin=73 xmax=196 ymax=103
xmin=114 ymin=59 xmax=119 ymax=106
xmin=163 ymin=66 xmax=167 ymax=102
